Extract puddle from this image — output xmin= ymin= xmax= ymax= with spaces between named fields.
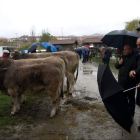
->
xmin=79 ymin=66 xmax=97 ymax=75
xmin=72 ymin=91 xmax=81 ymax=97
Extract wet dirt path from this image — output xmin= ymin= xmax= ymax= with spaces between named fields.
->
xmin=0 ymin=59 xmax=140 ymax=140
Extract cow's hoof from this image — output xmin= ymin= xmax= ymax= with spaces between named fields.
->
xmin=50 ymin=110 xmax=56 ymax=118
xmin=10 ymin=113 xmax=15 ymax=116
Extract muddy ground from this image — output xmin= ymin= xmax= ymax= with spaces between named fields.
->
xmin=0 ymin=59 xmax=140 ymax=140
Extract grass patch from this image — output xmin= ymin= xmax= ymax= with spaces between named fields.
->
xmin=0 ymin=93 xmax=17 ymax=128
xmin=0 ymin=91 xmax=48 ymax=129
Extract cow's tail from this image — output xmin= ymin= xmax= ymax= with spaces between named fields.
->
xmin=74 ymin=52 xmax=79 ymax=83
xmin=60 ymin=66 xmax=64 ymax=99
xmin=59 ymin=56 xmax=70 ymax=94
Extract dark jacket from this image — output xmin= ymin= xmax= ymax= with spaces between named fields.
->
xmin=115 ymin=52 xmax=137 ymax=90
xmin=134 ymin=53 xmax=140 ymax=82
xmin=105 ymin=49 xmax=112 ymax=58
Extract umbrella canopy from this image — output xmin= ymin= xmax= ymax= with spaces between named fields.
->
xmin=28 ymin=42 xmax=40 ymax=53
xmin=97 ymin=63 xmax=133 ymax=133
xmin=77 ymin=46 xmax=89 ymax=51
xmin=85 ymin=45 xmax=90 ymax=49
xmin=101 ymin=30 xmax=139 ymax=50
xmin=55 ymin=45 xmax=62 ymax=51
xmin=40 ymin=42 xmax=57 ymax=52
xmin=21 ymin=50 xmax=28 ymax=53
xmin=77 ymin=47 xmax=82 ymax=49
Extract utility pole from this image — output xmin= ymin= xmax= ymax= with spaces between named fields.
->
xmin=15 ymin=33 xmax=18 ymax=47
xmin=61 ymin=28 xmax=63 ymax=40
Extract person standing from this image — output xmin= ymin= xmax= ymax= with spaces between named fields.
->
xmin=46 ymin=46 xmax=52 ymax=52
xmin=76 ymin=49 xmax=82 ymax=59
xmin=105 ymin=47 xmax=112 ymax=65
xmin=89 ymin=49 xmax=94 ymax=63
xmin=85 ymin=50 xmax=89 ymax=62
xmin=129 ymin=37 xmax=140 ymax=107
xmin=101 ymin=48 xmax=106 ymax=64
xmin=115 ymin=45 xmax=138 ymax=119
xmin=82 ymin=49 xmax=86 ymax=63
xmin=2 ymin=52 xmax=8 ymax=59
xmin=78 ymin=49 xmax=82 ymax=59
xmin=2 ymin=50 xmax=9 ymax=59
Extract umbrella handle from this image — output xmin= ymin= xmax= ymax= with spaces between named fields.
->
xmin=123 ymin=86 xmax=139 ymax=92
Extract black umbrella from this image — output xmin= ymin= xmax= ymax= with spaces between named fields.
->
xmin=136 ymin=27 xmax=140 ymax=32
xmin=55 ymin=45 xmax=62 ymax=51
xmin=101 ymin=30 xmax=139 ymax=50
xmin=77 ymin=46 xmax=89 ymax=51
xmin=28 ymin=42 xmax=40 ymax=53
xmin=97 ymin=63 xmax=133 ymax=133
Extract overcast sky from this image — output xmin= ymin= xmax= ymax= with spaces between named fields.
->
xmin=0 ymin=0 xmax=139 ymax=38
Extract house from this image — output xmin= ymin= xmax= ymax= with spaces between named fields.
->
xmin=0 ymin=37 xmax=8 ymax=42
xmin=19 ymin=35 xmax=41 ymax=42
xmin=83 ymin=36 xmax=107 ymax=48
xmin=49 ymin=39 xmax=78 ymax=50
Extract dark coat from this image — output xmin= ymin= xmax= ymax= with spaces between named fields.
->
xmin=115 ymin=52 xmax=138 ymax=90
xmin=105 ymin=49 xmax=112 ymax=58
xmin=134 ymin=53 xmax=140 ymax=82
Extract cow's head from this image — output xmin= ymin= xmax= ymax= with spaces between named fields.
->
xmin=10 ymin=50 xmax=21 ymax=60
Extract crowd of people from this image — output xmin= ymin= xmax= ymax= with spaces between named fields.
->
xmin=75 ymin=46 xmax=113 ymax=65
xmin=75 ymin=41 xmax=140 ymax=121
xmin=114 ymin=38 xmax=140 ymax=120
xmin=75 ymin=48 xmax=97 ymax=63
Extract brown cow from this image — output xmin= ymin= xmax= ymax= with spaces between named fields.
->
xmin=0 ymin=56 xmax=68 ymax=102
xmin=10 ymin=51 xmax=79 ymax=93
xmin=0 ymin=63 xmax=63 ymax=117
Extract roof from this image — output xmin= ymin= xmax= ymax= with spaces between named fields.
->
xmin=49 ymin=39 xmax=78 ymax=45
xmin=0 ymin=37 xmax=8 ymax=41
xmin=83 ymin=36 xmax=104 ymax=43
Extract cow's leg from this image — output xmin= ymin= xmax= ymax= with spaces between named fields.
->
xmin=50 ymin=100 xmax=57 ymax=117
xmin=10 ymin=95 xmax=17 ymax=115
xmin=56 ymin=96 xmax=61 ymax=113
xmin=8 ymin=89 xmax=20 ymax=115
xmin=21 ymin=94 xmax=26 ymax=104
xmin=63 ymin=77 xmax=68 ymax=93
xmin=49 ymin=90 xmax=60 ymax=117
xmin=17 ymin=93 xmax=25 ymax=110
xmin=63 ymin=76 xmax=70 ymax=94
xmin=56 ymin=89 xmax=61 ymax=113
xmin=10 ymin=95 xmax=19 ymax=115
xmin=68 ymin=73 xmax=75 ymax=94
